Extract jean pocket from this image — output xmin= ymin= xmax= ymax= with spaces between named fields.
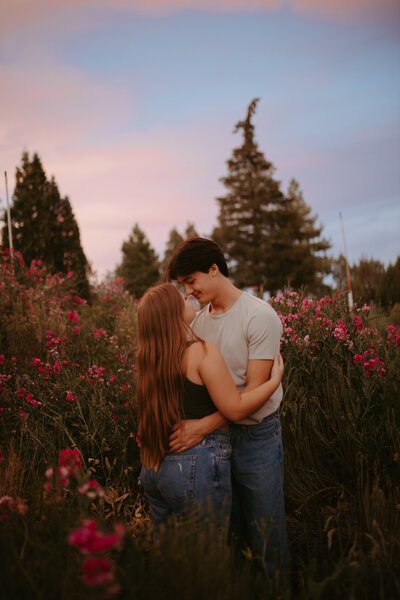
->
xmin=215 ymin=441 xmax=232 ymax=460
xmin=248 ymin=416 xmax=280 ymax=440
xmin=156 ymin=455 xmax=197 ymax=503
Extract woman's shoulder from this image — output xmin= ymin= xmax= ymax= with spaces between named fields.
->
xmin=185 ymin=340 xmax=222 ymax=384
xmin=185 ymin=339 xmax=219 ymax=364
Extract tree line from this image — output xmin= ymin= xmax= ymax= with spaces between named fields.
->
xmin=2 ymin=100 xmax=399 ymax=311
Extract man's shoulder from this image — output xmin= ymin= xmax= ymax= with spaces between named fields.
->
xmin=239 ymin=293 xmax=278 ymax=318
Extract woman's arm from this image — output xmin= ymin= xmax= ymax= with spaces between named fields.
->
xmin=199 ymin=342 xmax=283 ymax=422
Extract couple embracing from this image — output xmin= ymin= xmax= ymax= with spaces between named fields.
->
xmin=138 ymin=237 xmax=290 ymax=576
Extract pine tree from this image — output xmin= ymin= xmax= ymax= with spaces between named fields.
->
xmin=116 ymin=223 xmax=160 ymax=298
xmin=160 ymin=228 xmax=184 ymax=278
xmin=1 ymin=152 xmax=90 ymax=297
xmin=270 ymin=179 xmax=331 ymax=294
xmin=213 ymin=99 xmax=331 ymax=295
xmin=160 ymin=223 xmax=199 ymax=277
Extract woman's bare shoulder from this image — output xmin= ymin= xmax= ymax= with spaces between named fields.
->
xmin=187 ymin=339 xmax=219 ymax=357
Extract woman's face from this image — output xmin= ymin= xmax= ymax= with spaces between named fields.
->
xmin=182 ymin=294 xmax=196 ymax=325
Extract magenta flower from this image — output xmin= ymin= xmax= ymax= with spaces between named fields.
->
xmin=59 ymin=449 xmax=83 ymax=472
xmin=82 ymin=557 xmax=113 ymax=586
xmin=68 ymin=519 xmax=124 ymax=554
xmin=78 ymin=480 xmax=105 ymax=499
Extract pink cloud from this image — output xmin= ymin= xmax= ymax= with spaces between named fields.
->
xmin=1 ymin=0 xmax=398 ymax=35
xmin=0 ymin=88 xmax=233 ymax=274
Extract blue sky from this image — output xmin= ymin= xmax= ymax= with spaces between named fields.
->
xmin=0 ymin=0 xmax=399 ymax=277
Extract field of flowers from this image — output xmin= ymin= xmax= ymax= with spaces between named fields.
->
xmin=0 ymin=249 xmax=399 ymax=599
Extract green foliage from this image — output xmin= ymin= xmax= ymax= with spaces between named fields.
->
xmin=116 ymin=223 xmax=160 ymax=299
xmin=0 ymin=253 xmax=399 ymax=598
xmin=1 ymin=151 xmax=90 ymax=298
xmin=213 ymin=99 xmax=331 ymax=295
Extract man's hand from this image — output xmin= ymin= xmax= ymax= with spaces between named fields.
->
xmin=169 ymin=419 xmax=206 ymax=453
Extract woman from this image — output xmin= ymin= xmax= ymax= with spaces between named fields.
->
xmin=137 ymin=283 xmax=283 ymax=525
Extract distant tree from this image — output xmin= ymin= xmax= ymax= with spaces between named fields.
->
xmin=183 ymin=223 xmax=199 ymax=240
xmin=332 ymin=254 xmax=348 ymax=292
xmin=351 ymin=257 xmax=385 ymax=306
xmin=1 ymin=151 xmax=90 ymax=297
xmin=332 ymin=255 xmax=386 ymax=306
xmin=376 ymin=256 xmax=400 ymax=310
xmin=269 ymin=179 xmax=331 ymax=294
xmin=116 ymin=223 xmax=160 ymax=298
xmin=212 ymin=98 xmax=331 ymax=295
xmin=160 ymin=222 xmax=199 ymax=277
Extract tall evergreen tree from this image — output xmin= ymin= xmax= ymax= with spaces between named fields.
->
xmin=270 ymin=179 xmax=331 ymax=294
xmin=1 ymin=152 xmax=89 ymax=297
xmin=116 ymin=223 xmax=160 ymax=298
xmin=161 ymin=227 xmax=184 ymax=278
xmin=160 ymin=222 xmax=199 ymax=277
xmin=213 ymin=99 xmax=331 ymax=295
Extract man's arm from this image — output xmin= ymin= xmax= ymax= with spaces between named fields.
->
xmin=169 ymin=411 xmax=227 ymax=453
xmin=242 ymin=358 xmax=273 ymax=392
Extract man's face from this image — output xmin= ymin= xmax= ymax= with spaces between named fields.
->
xmin=177 ymin=270 xmax=215 ymax=304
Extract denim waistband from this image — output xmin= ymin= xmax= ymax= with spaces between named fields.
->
xmin=231 ymin=408 xmax=280 ymax=431
xmin=200 ymin=430 xmax=231 ymax=445
xmin=261 ymin=408 xmax=280 ymax=422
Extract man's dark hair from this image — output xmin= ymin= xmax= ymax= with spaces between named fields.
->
xmin=167 ymin=237 xmax=229 ymax=280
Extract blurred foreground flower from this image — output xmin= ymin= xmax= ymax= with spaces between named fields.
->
xmin=68 ymin=519 xmax=125 ymax=595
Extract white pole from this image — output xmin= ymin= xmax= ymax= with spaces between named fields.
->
xmin=5 ymin=171 xmax=13 ymax=257
xmin=339 ymin=211 xmax=353 ymax=309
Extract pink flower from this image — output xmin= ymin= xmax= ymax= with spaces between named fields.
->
xmin=0 ymin=495 xmax=16 ymax=521
xmin=78 ymin=480 xmax=105 ymax=499
xmin=0 ymin=495 xmax=15 ymax=509
xmin=94 ymin=328 xmax=107 ymax=340
xmin=67 ymin=310 xmax=79 ymax=324
xmin=59 ymin=449 xmax=82 ymax=472
xmin=353 ymin=316 xmax=364 ymax=332
xmin=82 ymin=557 xmax=113 ymax=586
xmin=25 ymin=393 xmax=42 ymax=407
xmin=68 ymin=519 xmax=123 ymax=554
xmin=66 ymin=390 xmax=77 ymax=402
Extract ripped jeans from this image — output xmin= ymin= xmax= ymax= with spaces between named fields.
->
xmin=139 ymin=430 xmax=232 ymax=526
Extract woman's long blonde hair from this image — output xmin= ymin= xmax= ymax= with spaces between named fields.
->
xmin=137 ymin=283 xmax=192 ymax=470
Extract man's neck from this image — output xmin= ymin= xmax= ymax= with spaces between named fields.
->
xmin=209 ymin=280 xmax=243 ymax=315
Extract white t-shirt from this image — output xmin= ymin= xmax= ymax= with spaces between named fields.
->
xmin=192 ymin=292 xmax=283 ymax=425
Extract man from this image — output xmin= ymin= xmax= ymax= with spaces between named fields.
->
xmin=167 ymin=237 xmax=290 ymax=576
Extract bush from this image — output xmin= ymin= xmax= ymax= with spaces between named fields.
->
xmin=0 ymin=253 xmax=399 ymax=598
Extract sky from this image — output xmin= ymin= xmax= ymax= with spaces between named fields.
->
xmin=0 ymin=0 xmax=399 ymax=278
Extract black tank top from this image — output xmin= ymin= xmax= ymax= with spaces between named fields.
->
xmin=183 ymin=340 xmax=216 ymax=419
xmin=183 ymin=378 xmax=216 ymax=419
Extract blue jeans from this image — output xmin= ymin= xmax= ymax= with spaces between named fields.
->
xmin=230 ymin=410 xmax=290 ymax=576
xmin=139 ymin=431 xmax=232 ymax=526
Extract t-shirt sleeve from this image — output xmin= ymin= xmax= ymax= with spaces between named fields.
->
xmin=247 ymin=303 xmax=282 ymax=360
